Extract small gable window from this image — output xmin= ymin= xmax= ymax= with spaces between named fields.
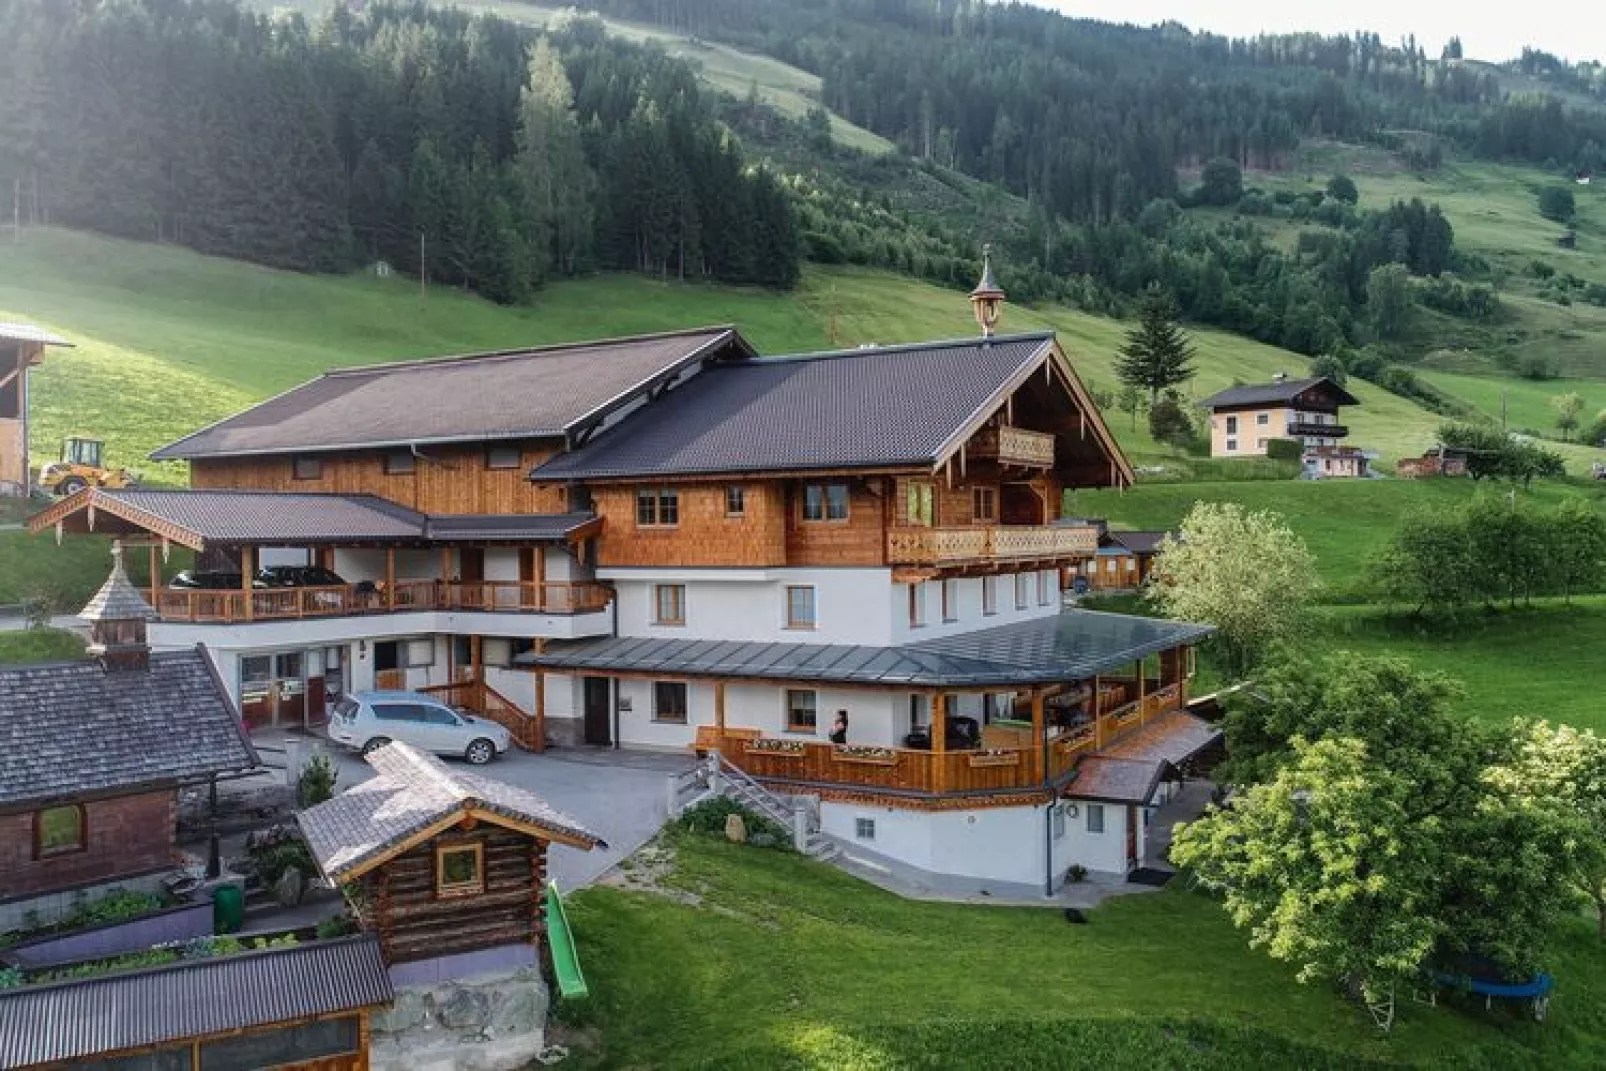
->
xmin=637 ymin=487 xmax=679 ymax=527
xmin=384 ymin=450 xmax=415 ymax=475
xmin=436 ymin=841 xmax=485 ymax=898
xmin=486 ymin=444 xmax=523 ymax=470
xmin=803 ymin=483 xmax=850 ymax=522
xmin=35 ymin=804 xmax=85 ymax=857
xmin=292 ymin=456 xmax=322 ymax=481
xmin=726 ymin=486 xmax=746 ymax=516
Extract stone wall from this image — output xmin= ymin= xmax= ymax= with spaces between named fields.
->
xmin=370 ymin=966 xmax=550 ymax=1071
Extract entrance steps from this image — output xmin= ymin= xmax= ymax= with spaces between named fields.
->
xmin=670 ymin=752 xmax=838 ymax=859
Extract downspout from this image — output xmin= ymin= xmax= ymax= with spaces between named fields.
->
xmin=610 ymin=675 xmax=620 ymax=751
xmin=1042 ymin=717 xmax=1054 ymax=899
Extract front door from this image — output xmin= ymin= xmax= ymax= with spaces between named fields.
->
xmin=583 ymin=677 xmax=612 ymax=746
xmin=275 ymin=652 xmax=306 ymax=728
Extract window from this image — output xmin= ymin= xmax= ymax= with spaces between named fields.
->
xmin=435 ymin=841 xmax=484 ymax=897
xmin=653 ymin=584 xmax=686 ymax=626
xmin=972 ymin=486 xmax=997 ymax=523
xmin=199 ymin=1017 xmax=360 ymax=1071
xmin=1014 ymin=573 xmax=1029 ymax=610
xmin=1256 ymin=437 xmax=1268 ymax=449
xmin=786 ymin=689 xmax=818 ymax=732
xmin=1224 ymin=416 xmax=1238 ymax=434
xmin=908 ymin=693 xmax=929 ymax=731
xmin=35 ymin=804 xmax=85 ymax=857
xmin=653 ymin=681 xmax=688 ymax=723
xmin=725 ymin=486 xmax=746 ymax=516
xmin=804 ymin=482 xmax=850 ymax=522
xmin=486 ymin=444 xmax=522 ymax=470
xmin=292 ymin=456 xmax=322 ymax=480
xmin=1086 ymin=803 xmax=1105 ymax=834
xmin=1225 ymin=438 xmax=1238 ymax=452
xmin=941 ymin=579 xmax=958 ymax=622
xmin=405 ymin=639 xmax=435 ymax=668
xmin=636 ymin=487 xmax=679 ymax=527
xmin=371 ymin=703 xmax=423 ymax=723
xmin=1052 ymin=808 xmax=1066 ymax=840
xmin=855 ymin=817 xmax=876 ymax=840
xmin=785 ymin=585 xmax=817 ymax=629
xmin=1037 ymin=570 xmax=1051 ymax=606
xmin=908 ymin=582 xmax=926 ymax=628
xmin=1256 ymin=412 xmax=1269 ymax=426
xmin=905 ymin=481 xmax=934 ymax=526
xmin=383 ymin=450 xmax=415 ymax=475
xmin=982 ymin=576 xmax=998 ymax=615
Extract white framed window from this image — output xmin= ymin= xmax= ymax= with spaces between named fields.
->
xmin=1256 ymin=413 xmax=1269 ymax=426
xmin=941 ymin=579 xmax=958 ymax=622
xmin=1014 ymin=573 xmax=1029 ymax=610
xmin=1225 ymin=438 xmax=1238 ymax=452
xmin=725 ymin=486 xmax=746 ymax=516
xmin=785 ymin=585 xmax=816 ymax=629
xmin=1086 ymin=803 xmax=1105 ymax=834
xmin=855 ymin=817 xmax=875 ymax=840
xmin=636 ymin=487 xmax=679 ymax=527
xmin=652 ymin=584 xmax=686 ymax=626
xmin=981 ymin=576 xmax=998 ymax=615
xmin=405 ymin=639 xmax=435 ymax=668
xmin=908 ymin=693 xmax=929 ymax=731
xmin=971 ymin=486 xmax=997 ymax=522
xmin=1037 ymin=570 xmax=1051 ymax=606
xmin=786 ymin=689 xmax=818 ymax=732
xmin=803 ymin=483 xmax=850 ymax=522
xmin=908 ymin=583 xmax=926 ymax=628
xmin=653 ymin=681 xmax=688 ymax=724
xmin=1225 ymin=416 xmax=1238 ymax=434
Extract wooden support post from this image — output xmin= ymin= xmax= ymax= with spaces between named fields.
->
xmin=471 ymin=634 xmax=483 ymax=686
xmin=533 ymin=667 xmax=546 ymax=753
xmin=931 ymin=692 xmax=948 ymax=793
xmin=535 ymin=546 xmax=547 ymax=609
xmin=1030 ymin=687 xmax=1046 ymax=782
xmin=714 ymin=680 xmax=726 ymax=734
xmin=1137 ymin=658 xmax=1147 ymax=724
xmin=1093 ymin=674 xmax=1104 ymax=748
xmin=147 ymin=543 xmax=159 ymax=610
xmin=240 ymin=546 xmax=254 ymax=622
xmin=385 ymin=547 xmax=396 ymax=610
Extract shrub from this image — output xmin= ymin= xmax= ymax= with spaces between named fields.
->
xmin=0 ymin=967 xmax=22 ymax=990
xmin=679 ymin=797 xmax=790 ymax=848
xmin=1264 ymin=438 xmax=1303 ymax=462
xmin=1538 ymin=185 xmax=1576 ymax=222
xmin=1147 ymin=392 xmax=1196 ymax=449
xmin=1066 ymin=864 xmax=1089 ymax=884
xmin=315 ymin=915 xmax=358 ymax=940
xmin=296 ymin=753 xmax=337 ymax=809
xmin=1325 ymin=174 xmax=1358 ymax=205
xmin=1308 ymin=354 xmax=1347 ymax=386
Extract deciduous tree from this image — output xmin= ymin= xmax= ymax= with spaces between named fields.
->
xmin=1550 ymin=390 xmax=1584 ymax=440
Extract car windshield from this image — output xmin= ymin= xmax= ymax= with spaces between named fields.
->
xmin=333 ymin=699 xmax=359 ymax=720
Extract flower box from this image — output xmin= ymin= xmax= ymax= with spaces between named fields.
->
xmin=745 ymin=739 xmax=805 ymax=757
xmin=833 ymin=745 xmax=898 ymax=766
xmin=968 ymin=751 xmax=1020 ymax=768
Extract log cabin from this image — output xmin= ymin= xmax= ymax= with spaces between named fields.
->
xmin=28 ymin=263 xmax=1219 ymax=889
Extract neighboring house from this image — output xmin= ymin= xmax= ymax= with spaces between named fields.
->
xmin=0 ymin=321 xmax=71 ymax=496
xmin=0 ymin=545 xmax=256 ymax=928
xmin=1199 ymin=374 xmax=1374 ymax=478
xmin=1397 ymin=444 xmax=1472 ymax=479
xmin=0 ymin=935 xmax=392 ymax=1071
xmin=1067 ymin=524 xmax=1172 ymax=591
xmin=32 ymin=275 xmax=1219 ymax=889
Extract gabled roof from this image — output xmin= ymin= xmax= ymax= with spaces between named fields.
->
xmin=1104 ymin=530 xmax=1171 ymax=556
xmin=0 ymin=647 xmax=256 ymax=809
xmin=298 ymin=742 xmax=603 ymax=885
xmin=1065 ymin=709 xmax=1222 ymax=803
xmin=1199 ymin=376 xmax=1359 ymax=409
xmin=28 ymin=488 xmax=597 ymax=550
xmin=534 ymin=332 xmax=1130 ymax=482
xmin=0 ymin=935 xmax=390 ymax=1067
xmin=0 ymin=321 xmax=73 ymax=347
xmin=523 ymin=609 xmax=1212 ymax=687
xmin=1100 ymin=709 xmax=1222 ymax=764
xmin=151 ymin=326 xmax=752 ymax=460
xmin=1060 ymin=756 xmax=1165 ymax=804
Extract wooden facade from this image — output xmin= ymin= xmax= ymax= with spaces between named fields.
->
xmin=354 ymin=824 xmax=548 ymax=965
xmin=0 ymin=337 xmax=50 ymax=495
xmin=192 ymin=441 xmax=567 ymax=515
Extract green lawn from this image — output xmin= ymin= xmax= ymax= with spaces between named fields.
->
xmin=1417 ymin=370 xmax=1606 ymax=442
xmin=561 ymin=830 xmax=1606 ymax=1070
xmin=0 ymin=527 xmax=186 ymax=612
xmin=0 ymin=627 xmax=85 ymax=664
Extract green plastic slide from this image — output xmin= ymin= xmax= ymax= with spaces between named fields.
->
xmin=546 ymin=880 xmax=589 ymax=1000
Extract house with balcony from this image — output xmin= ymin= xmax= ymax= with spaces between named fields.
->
xmin=1200 ymin=374 xmax=1374 ymax=477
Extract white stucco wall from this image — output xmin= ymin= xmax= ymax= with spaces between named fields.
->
xmin=607 ymin=569 xmax=897 ymax=646
xmin=889 ymin=570 xmax=1060 ymax=644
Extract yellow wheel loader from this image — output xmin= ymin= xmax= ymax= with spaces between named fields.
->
xmin=37 ymin=436 xmax=139 ymax=496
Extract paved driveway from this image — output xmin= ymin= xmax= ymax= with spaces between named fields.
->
xmin=315 ymin=741 xmax=693 ymax=890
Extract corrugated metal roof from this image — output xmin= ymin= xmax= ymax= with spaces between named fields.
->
xmin=1199 ymin=376 xmax=1358 ymax=409
xmin=423 ymin=512 xmax=595 ymax=542
xmin=0 ymin=321 xmax=72 ymax=347
xmin=524 ymin=610 xmax=1212 ymax=687
xmin=299 ymin=742 xmax=603 ymax=884
xmin=0 ymin=648 xmax=257 ymax=808
xmin=151 ymin=327 xmax=747 ymax=459
xmin=0 ymin=935 xmax=391 ymax=1066
xmin=533 ymin=333 xmax=1056 ymax=480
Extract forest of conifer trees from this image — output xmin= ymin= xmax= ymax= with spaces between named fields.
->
xmin=0 ymin=0 xmax=800 ymax=303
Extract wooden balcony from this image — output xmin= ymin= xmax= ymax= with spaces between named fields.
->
xmin=886 ymin=523 xmax=1099 ymax=566
xmin=154 ymin=580 xmax=612 ymax=624
xmin=970 ymin=425 xmax=1056 ymax=467
xmin=700 ymin=682 xmax=1186 ymax=803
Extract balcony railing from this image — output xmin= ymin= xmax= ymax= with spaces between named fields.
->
xmin=970 ymin=425 xmax=1056 ymax=467
xmin=1285 ymin=421 xmax=1349 ymax=439
xmin=154 ymin=580 xmax=612 ymax=624
xmin=887 ymin=523 xmax=1098 ymax=566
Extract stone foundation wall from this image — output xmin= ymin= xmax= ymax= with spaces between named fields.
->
xmin=370 ymin=966 xmax=550 ymax=1071
xmin=544 ymin=716 xmax=584 ymax=749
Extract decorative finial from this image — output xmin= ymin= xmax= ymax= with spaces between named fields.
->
xmin=970 ymin=243 xmax=1005 ymax=338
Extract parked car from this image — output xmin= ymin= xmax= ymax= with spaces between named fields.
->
xmin=256 ymin=565 xmax=347 ymax=588
xmin=328 ymin=691 xmax=510 ymax=765
xmin=169 ymin=570 xmax=250 ymax=590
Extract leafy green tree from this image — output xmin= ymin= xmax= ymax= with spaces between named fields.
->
xmin=1114 ymin=384 xmax=1146 ymax=431
xmin=1552 ymin=498 xmax=1606 ymax=602
xmin=1194 ymin=158 xmax=1242 ymax=207
xmin=1146 ymin=503 xmax=1320 ymax=680
xmin=1551 ymin=390 xmax=1584 ymax=440
xmin=1367 ymin=508 xmax=1478 ymax=616
xmin=1584 ymin=408 xmax=1606 ymax=447
xmin=1146 ymin=390 xmax=1195 ymax=449
xmin=1308 ymin=354 xmax=1347 ymax=386
xmin=1366 ymin=263 xmax=1412 ymax=339
xmin=515 ymin=39 xmax=596 ymax=281
xmin=1325 ymin=174 xmax=1358 ymax=205
xmin=1115 ymin=285 xmax=1196 ymax=404
xmin=1538 ymin=186 xmax=1576 ymax=222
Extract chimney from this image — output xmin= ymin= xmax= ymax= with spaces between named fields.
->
xmin=78 ymin=540 xmax=158 ymax=672
xmin=969 ymin=243 xmax=1005 ymax=339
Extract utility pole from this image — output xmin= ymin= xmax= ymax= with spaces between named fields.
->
xmin=419 ymin=231 xmax=427 ymax=305
xmin=11 ymin=178 xmax=19 ymax=245
xmin=1500 ymin=387 xmax=1507 ymax=432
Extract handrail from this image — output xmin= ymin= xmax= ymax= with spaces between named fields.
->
xmin=155 ymin=579 xmax=612 ymax=624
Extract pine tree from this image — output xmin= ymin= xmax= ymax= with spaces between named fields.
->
xmin=1116 ymin=284 xmax=1196 ymax=403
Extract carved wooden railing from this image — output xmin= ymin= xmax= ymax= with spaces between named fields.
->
xmin=970 ymin=425 xmax=1056 ymax=467
xmin=886 ymin=524 xmax=1098 ymax=565
xmin=698 ymin=730 xmax=1042 ymax=796
xmin=155 ymin=580 xmax=612 ymax=624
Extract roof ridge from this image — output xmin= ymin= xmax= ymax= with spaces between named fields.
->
xmin=756 ymin=330 xmax=1055 ymax=364
xmin=371 ymin=741 xmax=473 ymax=804
xmin=321 ymin=325 xmax=737 ymax=378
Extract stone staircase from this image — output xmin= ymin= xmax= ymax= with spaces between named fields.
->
xmin=671 ymin=752 xmax=843 ymax=863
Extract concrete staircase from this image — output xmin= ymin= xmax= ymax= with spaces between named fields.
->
xmin=670 ymin=752 xmax=843 ymax=863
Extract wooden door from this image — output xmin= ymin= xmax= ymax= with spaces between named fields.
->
xmin=376 ymin=669 xmax=406 ymax=690
xmin=583 ymin=677 xmax=612 ymax=746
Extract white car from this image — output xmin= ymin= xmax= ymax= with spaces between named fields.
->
xmin=329 ymin=690 xmax=511 ymax=765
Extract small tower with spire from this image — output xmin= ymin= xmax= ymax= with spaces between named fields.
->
xmin=78 ymin=540 xmax=158 ymax=672
xmin=970 ymin=243 xmax=1005 ymax=338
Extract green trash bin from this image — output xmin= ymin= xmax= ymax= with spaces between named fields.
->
xmin=212 ymin=884 xmax=244 ymax=935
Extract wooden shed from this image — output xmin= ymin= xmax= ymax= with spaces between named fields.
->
xmin=0 ymin=321 xmax=71 ymax=496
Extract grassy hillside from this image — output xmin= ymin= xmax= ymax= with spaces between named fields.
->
xmin=1417 ymin=370 xmax=1605 ymax=441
